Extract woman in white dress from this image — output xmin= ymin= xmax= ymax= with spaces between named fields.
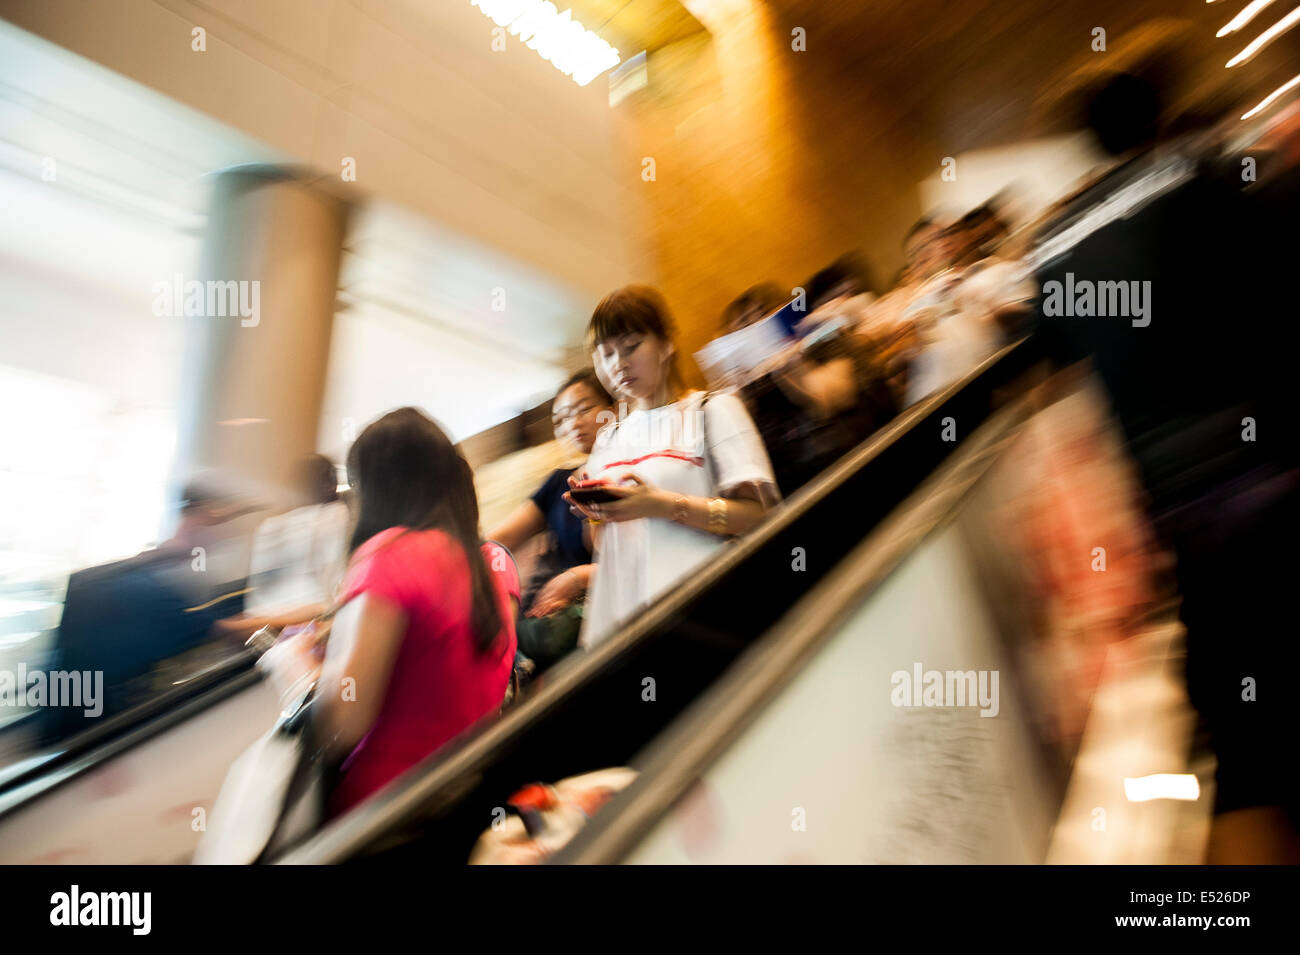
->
xmin=565 ymin=286 xmax=780 ymax=649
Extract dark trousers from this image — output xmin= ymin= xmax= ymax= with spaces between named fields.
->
xmin=1171 ymin=472 xmax=1299 ymax=818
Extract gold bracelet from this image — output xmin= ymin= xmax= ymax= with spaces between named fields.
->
xmin=708 ymin=497 xmax=728 ymax=536
xmin=671 ymin=493 xmax=689 ymax=524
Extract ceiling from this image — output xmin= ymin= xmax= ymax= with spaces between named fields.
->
xmin=0 ymin=19 xmax=284 ymax=295
xmin=762 ymin=0 xmax=1300 ymax=154
xmin=565 ymin=0 xmax=707 ymax=56
xmin=0 ymin=16 xmax=586 ymax=443
xmin=340 ymin=199 xmax=590 ymax=367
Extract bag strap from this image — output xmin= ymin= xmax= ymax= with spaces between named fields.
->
xmin=699 ymin=390 xmax=721 ymax=495
xmin=253 ymin=682 xmax=333 ymax=864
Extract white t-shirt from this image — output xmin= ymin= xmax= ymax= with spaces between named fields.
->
xmin=579 ymin=391 xmax=779 ymax=649
xmin=953 ymin=257 xmax=1036 ymax=318
xmin=903 ymin=260 xmax=1029 ymax=405
xmin=860 ymin=284 xmax=918 ymax=335
xmin=246 ymin=500 xmax=350 ymax=614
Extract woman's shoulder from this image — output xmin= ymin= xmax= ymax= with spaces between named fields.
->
xmin=354 ymin=526 xmax=459 ymax=566
xmin=353 ymin=525 xmax=405 ymax=556
xmin=697 ymin=388 xmax=738 ymax=408
xmin=695 ymin=390 xmax=771 ymax=456
xmin=674 ymin=388 xmax=717 ymax=423
xmin=480 ymin=540 xmax=521 ymax=599
xmin=346 ymin=527 xmax=475 ymax=602
xmin=699 ymin=389 xmax=755 ymax=427
xmin=344 ymin=528 xmax=506 ymax=620
xmin=534 ymin=466 xmax=575 ymax=497
xmin=321 ymin=499 xmax=350 ymax=522
xmin=480 ymin=539 xmax=516 ymax=573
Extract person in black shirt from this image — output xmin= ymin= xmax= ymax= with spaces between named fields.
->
xmin=1031 ymin=70 xmax=1300 ymax=862
xmin=489 ymin=370 xmax=613 ymax=668
xmin=728 ymin=264 xmax=898 ymax=497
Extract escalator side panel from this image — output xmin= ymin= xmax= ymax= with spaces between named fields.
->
xmin=0 ymin=676 xmax=281 ymax=864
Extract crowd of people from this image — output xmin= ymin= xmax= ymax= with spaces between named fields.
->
xmin=48 ymin=68 xmax=1300 ymax=860
xmin=41 ymin=176 xmax=1162 ymax=817
xmin=238 ymin=203 xmax=1041 ymax=817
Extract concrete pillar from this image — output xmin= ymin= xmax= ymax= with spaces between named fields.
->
xmin=172 ymin=166 xmax=350 ymax=512
xmin=166 ymin=168 xmax=350 ymax=583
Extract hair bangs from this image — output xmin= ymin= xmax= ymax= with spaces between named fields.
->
xmin=586 ymin=285 xmax=673 ymax=351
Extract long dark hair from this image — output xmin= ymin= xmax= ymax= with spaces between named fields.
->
xmin=346 ymin=407 xmax=503 ymax=654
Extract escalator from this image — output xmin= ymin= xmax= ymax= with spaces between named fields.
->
xmin=0 ymin=648 xmax=257 ymax=816
xmin=0 ymin=646 xmax=280 ymax=864
xmin=275 ymin=338 xmax=1043 ymax=865
xmin=553 ymin=391 xmax=1060 ymax=863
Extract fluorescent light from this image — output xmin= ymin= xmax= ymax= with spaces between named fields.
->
xmin=471 ymin=1 xmax=621 ymax=87
xmin=1218 ymin=0 xmax=1278 ymax=37
xmin=1123 ymin=774 xmax=1201 ymax=802
xmin=1226 ymin=6 xmax=1300 ymax=67
xmin=1242 ymin=71 xmax=1300 ymax=119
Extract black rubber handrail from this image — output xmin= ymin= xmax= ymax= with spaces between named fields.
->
xmin=277 ymin=338 xmax=1040 ymax=864
xmin=0 ymin=649 xmax=259 ymax=819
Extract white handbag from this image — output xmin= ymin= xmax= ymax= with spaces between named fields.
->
xmin=193 ymin=680 xmax=326 ymax=865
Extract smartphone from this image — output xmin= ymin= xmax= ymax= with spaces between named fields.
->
xmin=569 ymin=485 xmax=620 ymax=505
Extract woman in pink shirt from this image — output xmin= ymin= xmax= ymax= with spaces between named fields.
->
xmin=310 ymin=407 xmax=517 ymax=817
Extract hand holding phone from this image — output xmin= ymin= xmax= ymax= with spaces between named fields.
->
xmin=564 ymin=473 xmax=607 ymax=520
xmin=568 ymin=483 xmax=620 ymax=504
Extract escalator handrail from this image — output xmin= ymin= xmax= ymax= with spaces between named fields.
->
xmin=275 ymin=339 xmax=1036 ymax=864
xmin=0 ymin=649 xmax=259 ymax=820
xmin=551 ymin=392 xmax=1036 ymax=863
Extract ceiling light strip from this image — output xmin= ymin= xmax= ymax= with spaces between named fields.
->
xmin=1241 ymin=71 xmax=1300 ymax=118
xmin=1217 ymin=0 xmax=1279 ymax=37
xmin=470 ymin=1 xmax=621 ymax=86
xmin=1226 ymin=5 xmax=1300 ymax=67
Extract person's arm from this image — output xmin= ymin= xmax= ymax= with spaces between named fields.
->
xmin=487 ymin=500 xmax=547 ymax=554
xmin=775 ymin=355 xmax=857 ymax=421
xmin=211 ymin=603 xmax=327 ymax=643
xmin=312 ymin=593 xmax=408 ymax=760
xmin=588 ymin=474 xmax=769 ymax=537
xmin=527 ymin=563 xmax=595 ymax=617
xmin=563 ymin=471 xmax=607 ymax=551
xmin=805 ymin=357 xmax=860 ymax=417
xmin=663 ymin=482 xmax=769 ymax=536
xmin=244 ymin=516 xmax=281 ymax=614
